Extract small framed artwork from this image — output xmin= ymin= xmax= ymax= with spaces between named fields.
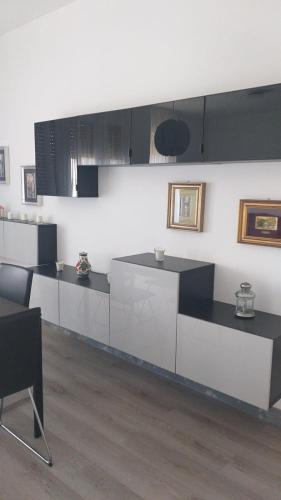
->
xmin=238 ymin=200 xmax=281 ymax=248
xmin=167 ymin=182 xmax=206 ymax=231
xmin=0 ymin=147 xmax=10 ymax=184
xmin=21 ymin=166 xmax=41 ymax=205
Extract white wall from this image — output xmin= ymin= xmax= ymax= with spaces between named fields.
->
xmin=1 ymin=0 xmax=281 ymax=315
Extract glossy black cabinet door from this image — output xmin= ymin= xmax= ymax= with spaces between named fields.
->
xmin=35 ymin=118 xmax=78 ymax=196
xmin=131 ymin=102 xmax=174 ymax=165
xmin=54 ymin=117 xmax=78 ymax=196
xmin=78 ymin=109 xmax=131 ymax=166
xmin=35 ymin=121 xmax=57 ymax=196
xmin=204 ymin=84 xmax=281 ymax=162
xmin=35 ymin=118 xmax=99 ymax=197
xmin=131 ymin=98 xmax=204 ymax=165
xmin=174 ymin=97 xmax=204 ymax=163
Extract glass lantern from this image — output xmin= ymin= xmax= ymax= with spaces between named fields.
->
xmin=235 ymin=282 xmax=256 ymax=318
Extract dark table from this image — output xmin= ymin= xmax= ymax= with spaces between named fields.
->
xmin=0 ymin=297 xmax=43 ymax=438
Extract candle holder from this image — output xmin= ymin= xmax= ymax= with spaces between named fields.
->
xmin=235 ymin=282 xmax=256 ymax=318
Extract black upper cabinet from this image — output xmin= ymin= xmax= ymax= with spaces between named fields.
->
xmin=35 ymin=117 xmax=98 ymax=197
xmin=35 ymin=83 xmax=281 ymax=198
xmin=204 ymin=84 xmax=281 ymax=162
xmin=130 ymin=97 xmax=204 ymax=165
xmin=78 ymin=109 xmax=131 ymax=166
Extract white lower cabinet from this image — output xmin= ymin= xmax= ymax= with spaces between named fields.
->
xmin=30 ymin=274 xmax=59 ymax=324
xmin=176 ymin=314 xmax=273 ymax=410
xmin=59 ymin=281 xmax=109 ymax=344
xmin=110 ymin=260 xmax=179 ymax=372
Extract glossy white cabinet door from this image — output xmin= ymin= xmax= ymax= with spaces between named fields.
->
xmin=30 ymin=274 xmax=59 ymax=324
xmin=3 ymin=221 xmax=38 ymax=266
xmin=110 ymin=260 xmax=179 ymax=372
xmin=176 ymin=314 xmax=273 ymax=409
xmin=59 ymin=281 xmax=109 ymax=344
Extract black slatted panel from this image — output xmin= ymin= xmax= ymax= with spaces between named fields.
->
xmin=35 ymin=121 xmax=57 ymax=195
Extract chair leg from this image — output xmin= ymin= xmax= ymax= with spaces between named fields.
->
xmin=0 ymin=389 xmax=53 ymax=467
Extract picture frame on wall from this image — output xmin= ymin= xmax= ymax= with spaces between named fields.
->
xmin=167 ymin=182 xmax=206 ymax=231
xmin=21 ymin=166 xmax=42 ymax=205
xmin=0 ymin=147 xmax=10 ymax=184
xmin=238 ymin=199 xmax=281 ymax=248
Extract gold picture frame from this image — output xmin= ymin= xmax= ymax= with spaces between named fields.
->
xmin=238 ymin=200 xmax=281 ymax=248
xmin=167 ymin=183 xmax=206 ymax=231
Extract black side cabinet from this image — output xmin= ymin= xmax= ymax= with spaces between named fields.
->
xmin=204 ymin=84 xmax=281 ymax=162
xmin=130 ymin=97 xmax=204 ymax=165
xmin=35 ymin=118 xmax=99 ymax=197
xmin=78 ymin=109 xmax=131 ymax=167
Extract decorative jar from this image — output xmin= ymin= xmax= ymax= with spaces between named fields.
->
xmin=235 ymin=282 xmax=256 ymax=318
xmin=75 ymin=252 xmax=91 ymax=279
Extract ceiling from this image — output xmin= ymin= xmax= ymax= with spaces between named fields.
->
xmin=0 ymin=0 xmax=76 ymax=36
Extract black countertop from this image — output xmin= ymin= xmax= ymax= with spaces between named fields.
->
xmin=114 ymin=253 xmax=214 ymax=273
xmin=183 ymin=300 xmax=281 ymax=340
xmin=31 ymin=264 xmax=110 ymax=294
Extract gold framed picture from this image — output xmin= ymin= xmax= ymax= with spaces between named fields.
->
xmin=167 ymin=183 xmax=206 ymax=231
xmin=238 ymin=200 xmax=281 ymax=248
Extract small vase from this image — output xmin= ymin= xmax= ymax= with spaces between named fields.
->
xmin=75 ymin=252 xmax=91 ymax=279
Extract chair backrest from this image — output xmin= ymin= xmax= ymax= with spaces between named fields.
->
xmin=0 ymin=309 xmax=41 ymax=398
xmin=0 ymin=263 xmax=33 ymax=307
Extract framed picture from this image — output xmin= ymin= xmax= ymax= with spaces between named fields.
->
xmin=238 ymin=200 xmax=281 ymax=248
xmin=167 ymin=182 xmax=206 ymax=231
xmin=0 ymin=147 xmax=10 ymax=184
xmin=21 ymin=166 xmax=41 ymax=205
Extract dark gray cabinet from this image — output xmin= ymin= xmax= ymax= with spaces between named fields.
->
xmin=204 ymin=84 xmax=281 ymax=162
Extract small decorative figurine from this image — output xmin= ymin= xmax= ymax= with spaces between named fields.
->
xmin=75 ymin=251 xmax=91 ymax=279
xmin=235 ymin=282 xmax=256 ymax=318
xmin=0 ymin=205 xmax=4 ymax=218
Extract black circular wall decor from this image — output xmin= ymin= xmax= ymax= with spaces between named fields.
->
xmin=154 ymin=119 xmax=190 ymax=157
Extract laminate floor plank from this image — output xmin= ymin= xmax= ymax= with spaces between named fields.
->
xmin=1 ymin=324 xmax=281 ymax=500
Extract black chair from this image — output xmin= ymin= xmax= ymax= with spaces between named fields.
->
xmin=0 ymin=263 xmax=52 ymax=466
xmin=0 ymin=263 xmax=33 ymax=306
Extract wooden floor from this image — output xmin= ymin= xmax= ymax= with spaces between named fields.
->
xmin=1 ymin=325 xmax=281 ymax=500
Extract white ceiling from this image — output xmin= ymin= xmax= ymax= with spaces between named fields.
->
xmin=0 ymin=0 xmax=76 ymax=36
